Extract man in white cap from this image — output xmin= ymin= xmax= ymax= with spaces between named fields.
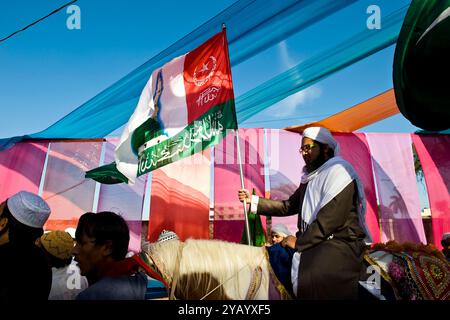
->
xmin=0 ymin=191 xmax=52 ymax=300
xmin=157 ymin=229 xmax=179 ymax=243
xmin=270 ymin=223 xmax=291 ymax=244
xmin=238 ymin=126 xmax=372 ymax=300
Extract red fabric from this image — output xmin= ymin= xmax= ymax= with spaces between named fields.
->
xmin=412 ymin=134 xmax=450 ymax=249
xmin=147 ymin=150 xmax=211 ymax=242
xmin=184 ymin=30 xmax=234 ymax=123
xmin=101 ymin=257 xmax=141 ymax=278
xmin=213 ymin=128 xmax=266 ymax=243
xmin=132 ymin=255 xmax=167 ymax=287
xmin=335 ymin=133 xmax=380 ymax=243
xmin=0 ymin=141 xmax=48 ymax=202
xmin=213 ymin=220 xmax=245 ymax=243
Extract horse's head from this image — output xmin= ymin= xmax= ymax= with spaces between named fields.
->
xmin=137 ymin=239 xmax=182 ymax=289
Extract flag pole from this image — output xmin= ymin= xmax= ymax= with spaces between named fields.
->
xmin=235 ymin=129 xmax=252 ymax=246
xmin=222 ymin=22 xmax=251 ymax=246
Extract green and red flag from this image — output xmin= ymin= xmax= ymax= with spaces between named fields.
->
xmin=87 ymin=30 xmax=237 ymax=183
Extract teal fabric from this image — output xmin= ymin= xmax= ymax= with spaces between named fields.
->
xmin=236 ymin=6 xmax=408 ymax=123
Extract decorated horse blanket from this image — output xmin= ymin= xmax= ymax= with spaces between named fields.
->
xmin=365 ymin=242 xmax=450 ymax=300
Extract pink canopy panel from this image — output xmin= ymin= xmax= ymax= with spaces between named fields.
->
xmin=412 ymin=134 xmax=450 ymax=249
xmin=43 ymin=141 xmax=102 ymax=231
xmin=266 ymin=129 xmax=303 ymax=236
xmin=213 ymin=128 xmax=266 ymax=242
xmin=335 ymin=133 xmax=380 ymax=243
xmin=96 ymin=138 xmax=147 ymax=252
xmin=366 ymin=133 xmax=426 ymax=244
xmin=0 ymin=141 xmax=48 ymax=202
xmin=148 ymin=150 xmax=211 ymax=242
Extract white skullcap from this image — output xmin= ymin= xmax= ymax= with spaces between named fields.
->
xmin=303 ymin=126 xmax=340 ymax=155
xmin=442 ymin=232 xmax=450 ymax=241
xmin=271 ymin=224 xmax=291 ymax=238
xmin=6 ymin=191 xmax=51 ymax=228
xmin=157 ymin=229 xmax=179 ymax=243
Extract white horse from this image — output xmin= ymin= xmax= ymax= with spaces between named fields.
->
xmin=133 ymin=239 xmax=450 ymax=300
xmin=138 ymin=238 xmax=292 ymax=300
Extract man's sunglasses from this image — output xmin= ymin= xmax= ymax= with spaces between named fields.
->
xmin=299 ymin=144 xmax=318 ymax=153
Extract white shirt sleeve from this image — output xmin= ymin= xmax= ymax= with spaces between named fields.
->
xmin=250 ymin=195 xmax=259 ymax=214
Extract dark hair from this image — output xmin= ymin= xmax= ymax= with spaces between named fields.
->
xmin=316 ymin=141 xmax=335 ymax=159
xmin=75 ymin=211 xmax=130 ymax=260
xmin=2 ymin=203 xmax=44 ymax=246
xmin=442 ymin=238 xmax=450 ymax=247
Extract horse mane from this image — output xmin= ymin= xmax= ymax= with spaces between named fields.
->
xmin=145 ymin=239 xmax=268 ymax=299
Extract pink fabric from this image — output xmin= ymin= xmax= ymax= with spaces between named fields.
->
xmin=412 ymin=134 xmax=450 ymax=249
xmin=366 ymin=133 xmax=426 ymax=244
xmin=148 ymin=150 xmax=211 ymax=242
xmin=266 ymin=129 xmax=302 ymax=235
xmin=213 ymin=128 xmax=266 ymax=243
xmin=334 ymin=133 xmax=380 ymax=243
xmin=43 ymin=141 xmax=102 ymax=231
xmin=0 ymin=141 xmax=49 ymax=202
xmin=97 ymin=138 xmax=146 ymax=252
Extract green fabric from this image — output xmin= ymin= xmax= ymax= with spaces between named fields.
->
xmin=85 ymin=162 xmax=128 ymax=184
xmin=393 ymin=0 xmax=450 ymax=131
xmin=240 ymin=189 xmax=266 ymax=247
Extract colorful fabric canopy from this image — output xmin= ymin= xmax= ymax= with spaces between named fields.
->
xmin=285 ymin=89 xmax=399 ymax=134
xmin=0 ymin=1 xmax=407 ymax=151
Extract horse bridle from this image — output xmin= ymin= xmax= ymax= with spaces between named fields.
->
xmin=134 ymin=244 xmax=186 ymax=299
xmin=132 ymin=251 xmax=169 ymax=289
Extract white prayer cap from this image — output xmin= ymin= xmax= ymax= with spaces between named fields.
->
xmin=157 ymin=229 xmax=179 ymax=243
xmin=271 ymin=224 xmax=291 ymax=238
xmin=6 ymin=191 xmax=51 ymax=228
xmin=442 ymin=232 xmax=450 ymax=241
xmin=303 ymin=126 xmax=340 ymax=155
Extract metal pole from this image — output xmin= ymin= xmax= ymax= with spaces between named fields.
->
xmin=235 ymin=129 xmax=252 ymax=245
xmin=222 ymin=23 xmax=250 ymax=245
